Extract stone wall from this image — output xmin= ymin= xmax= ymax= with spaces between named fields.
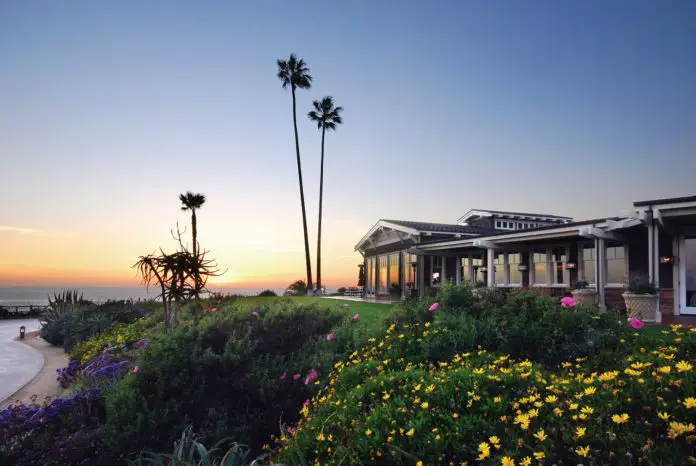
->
xmin=660 ymin=288 xmax=674 ymax=315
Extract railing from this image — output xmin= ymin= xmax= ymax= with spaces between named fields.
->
xmin=0 ymin=305 xmax=48 ymax=319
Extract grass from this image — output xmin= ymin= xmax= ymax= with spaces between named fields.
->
xmin=226 ymin=296 xmax=398 ymax=331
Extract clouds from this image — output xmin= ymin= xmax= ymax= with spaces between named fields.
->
xmin=0 ymin=225 xmax=42 ymax=235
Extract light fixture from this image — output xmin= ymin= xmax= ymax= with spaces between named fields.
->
xmin=479 ymin=266 xmax=488 ymax=272
xmin=517 ymin=264 xmax=528 ymax=271
xmin=565 ymin=262 xmax=577 ymax=270
xmin=659 ymin=256 xmax=673 ymax=264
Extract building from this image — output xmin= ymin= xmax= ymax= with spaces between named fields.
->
xmin=354 ymin=194 xmax=696 ymax=320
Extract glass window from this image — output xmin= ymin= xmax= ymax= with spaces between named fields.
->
xmin=367 ymin=257 xmax=375 ymax=292
xmin=432 ymin=256 xmax=442 ymax=286
xmin=552 ymin=247 xmax=567 ymax=284
xmin=606 ymin=246 xmax=626 ymax=284
xmin=378 ymin=256 xmax=388 ymax=292
xmin=494 ymin=253 xmax=505 ymax=284
xmin=461 ymin=256 xmax=471 ymax=282
xmin=532 ymin=248 xmax=548 ymax=284
xmin=388 ymin=254 xmax=399 ymax=287
xmin=508 ymin=252 xmax=521 ymax=284
xmin=582 ymin=246 xmax=596 ymax=284
xmin=471 ymin=254 xmax=483 ymax=283
xmin=402 ymin=253 xmax=416 ymax=288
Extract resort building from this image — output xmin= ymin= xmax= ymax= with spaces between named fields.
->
xmin=355 ymin=195 xmax=696 ymax=321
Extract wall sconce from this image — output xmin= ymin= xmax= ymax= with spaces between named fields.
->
xmin=479 ymin=266 xmax=488 ymax=272
xmin=659 ymin=256 xmax=673 ymax=265
xmin=517 ymin=264 xmax=528 ymax=271
xmin=565 ymin=262 xmax=577 ymax=270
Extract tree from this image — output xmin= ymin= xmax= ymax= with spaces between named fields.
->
xmin=307 ymin=96 xmax=344 ymax=293
xmin=277 ymin=53 xmax=314 ymax=295
xmin=179 ymin=191 xmax=206 ymax=258
xmin=285 ymin=279 xmax=307 ymax=296
xmin=357 ymin=263 xmax=365 ymax=287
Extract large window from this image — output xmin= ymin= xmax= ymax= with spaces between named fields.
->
xmin=378 ymin=256 xmax=388 ymax=292
xmin=552 ymin=247 xmax=568 ymax=285
xmin=532 ymin=248 xmax=548 ymax=285
xmin=472 ymin=254 xmax=483 ymax=283
xmin=508 ymin=252 xmax=522 ymax=284
xmin=431 ymin=256 xmax=442 ymax=286
xmin=606 ymin=246 xmax=626 ymax=284
xmin=461 ymin=257 xmax=471 ymax=282
xmin=388 ymin=254 xmax=399 ymax=287
xmin=402 ymin=253 xmax=416 ymax=287
xmin=494 ymin=253 xmax=505 ymax=284
xmin=367 ymin=257 xmax=375 ymax=293
xmin=581 ymin=246 xmax=596 ymax=284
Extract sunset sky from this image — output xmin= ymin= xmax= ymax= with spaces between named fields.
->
xmin=1 ymin=1 xmax=695 ymax=290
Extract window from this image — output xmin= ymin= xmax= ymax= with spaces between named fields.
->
xmin=431 ymin=256 xmax=442 ymax=286
xmin=532 ymin=248 xmax=548 ymax=284
xmin=378 ymin=256 xmax=388 ymax=292
xmin=403 ymin=253 xmax=416 ymax=287
xmin=367 ymin=257 xmax=376 ymax=293
xmin=388 ymin=254 xmax=399 ymax=287
xmin=494 ymin=253 xmax=505 ymax=284
xmin=581 ymin=246 xmax=596 ymax=284
xmin=472 ymin=254 xmax=483 ymax=282
xmin=461 ymin=256 xmax=471 ymax=282
xmin=606 ymin=245 xmax=626 ymax=284
xmin=552 ymin=247 xmax=567 ymax=285
xmin=508 ymin=252 xmax=521 ymax=284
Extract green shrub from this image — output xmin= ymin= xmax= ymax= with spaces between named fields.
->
xmin=258 ymin=290 xmax=277 ymax=297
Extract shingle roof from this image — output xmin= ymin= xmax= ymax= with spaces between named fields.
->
xmin=467 ymin=209 xmax=573 ymax=220
xmin=383 ymin=219 xmax=495 ymax=235
xmin=633 ymin=195 xmax=696 ymax=207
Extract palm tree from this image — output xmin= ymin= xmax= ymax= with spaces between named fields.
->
xmin=308 ymin=96 xmax=343 ymax=294
xmin=277 ymin=53 xmax=314 ymax=294
xmin=179 ymin=191 xmax=206 ymax=258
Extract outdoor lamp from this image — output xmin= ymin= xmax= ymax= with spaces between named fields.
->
xmin=517 ymin=264 xmax=528 ymax=271
xmin=479 ymin=266 xmax=488 ymax=272
xmin=565 ymin=262 xmax=577 ymax=270
xmin=19 ymin=325 xmax=26 ymax=340
xmin=659 ymin=256 xmax=673 ymax=264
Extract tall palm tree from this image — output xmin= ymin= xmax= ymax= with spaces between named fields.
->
xmin=277 ymin=53 xmax=314 ymax=294
xmin=179 ymin=191 xmax=206 ymax=258
xmin=308 ymin=96 xmax=343 ymax=294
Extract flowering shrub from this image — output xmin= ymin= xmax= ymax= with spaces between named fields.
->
xmin=277 ymin=323 xmax=696 ymax=465
xmin=70 ymin=319 xmax=150 ymax=364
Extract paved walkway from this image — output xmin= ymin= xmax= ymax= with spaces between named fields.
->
xmin=0 ymin=319 xmax=42 ymax=404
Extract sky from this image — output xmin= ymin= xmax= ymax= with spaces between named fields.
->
xmin=1 ymin=1 xmax=695 ymax=290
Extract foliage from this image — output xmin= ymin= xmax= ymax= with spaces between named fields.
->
xmin=258 ymin=289 xmax=278 ymax=297
xmin=130 ymin=425 xmax=272 ymax=466
xmin=337 ymin=287 xmax=347 ymax=295
xmin=277 ymin=322 xmax=696 ymax=465
xmin=285 ymin=280 xmax=307 ymax=296
xmin=357 ymin=263 xmax=365 ymax=287
xmin=179 ymin=191 xmax=206 ymax=258
xmin=104 ymin=302 xmax=356 ymax=461
xmin=572 ymin=280 xmax=590 ymax=290
xmin=626 ymin=275 xmax=658 ymax=294
xmin=47 ymin=289 xmax=91 ymax=309
xmin=0 ymin=389 xmax=105 ymax=465
xmin=70 ymin=319 xmax=152 ymax=364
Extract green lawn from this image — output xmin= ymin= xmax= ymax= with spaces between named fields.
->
xmin=227 ymin=296 xmax=399 ymax=331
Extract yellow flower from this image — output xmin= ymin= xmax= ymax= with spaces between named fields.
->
xmin=417 ymin=462 xmax=423 ymax=466
xmin=533 ymin=451 xmax=545 ymax=460
xmin=674 ymin=361 xmax=694 ymax=372
xmin=316 ymin=433 xmax=326 ymax=441
xmin=612 ymin=413 xmax=630 ymax=424
xmin=667 ymin=421 xmax=695 ymax=439
xmin=413 ymin=384 xmax=422 ymax=391
xmin=584 ymin=386 xmax=597 ymax=396
xmin=365 ymin=428 xmax=373 ymax=436
xmin=683 ymin=397 xmax=696 ymax=409
xmin=489 ymin=435 xmax=501 ymax=447
xmin=581 ymin=406 xmax=594 ymax=415
xmin=493 ymin=396 xmax=502 ymax=403
xmin=569 ymin=403 xmax=579 ymax=411
xmin=520 ymin=457 xmax=532 ymax=466
xmin=576 ymin=445 xmax=590 ymax=457
xmin=421 ymin=401 xmax=429 ymax=409
xmin=553 ymin=407 xmax=564 ymax=417
xmin=545 ymin=395 xmax=557 ymax=403
xmin=658 ymin=365 xmax=671 ymax=374
xmin=477 ymin=442 xmax=491 ymax=460
xmin=382 ymin=393 xmax=390 ymax=400
xmin=657 ymin=411 xmax=670 ymax=421
xmin=575 ymin=426 xmax=586 ymax=439
xmin=533 ymin=429 xmax=548 ymax=442
xmin=426 ymin=384 xmax=436 ymax=393
xmin=513 ymin=413 xmax=530 ymax=430
xmin=452 ymin=412 xmax=459 ymax=419
xmin=406 ymin=428 xmax=415 ymax=437
xmin=501 ymin=457 xmax=515 ymax=466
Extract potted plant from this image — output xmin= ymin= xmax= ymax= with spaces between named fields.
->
xmin=389 ymin=283 xmax=402 ymax=300
xmin=571 ymin=281 xmax=597 ymax=306
xmin=623 ymin=276 xmax=659 ymax=322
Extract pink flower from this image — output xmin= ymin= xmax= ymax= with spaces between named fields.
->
xmin=293 ymin=373 xmax=301 ymax=381
xmin=326 ymin=333 xmax=335 ymax=341
xmin=304 ymin=369 xmax=318 ymax=385
xmin=211 ymin=307 xmax=219 ymax=313
xmin=428 ymin=302 xmax=440 ymax=313
xmin=133 ymin=365 xmax=140 ymax=373
xmin=560 ymin=296 xmax=577 ymax=308
xmin=303 ymin=399 xmax=311 ymax=407
xmin=288 ymin=426 xmax=296 ymax=435
xmin=343 ymin=304 xmax=349 ymax=310
xmin=251 ymin=311 xmax=260 ymax=318
xmin=280 ymin=372 xmax=287 ymax=380
xmin=353 ymin=313 xmax=360 ymax=322
xmin=629 ymin=317 xmax=644 ymax=329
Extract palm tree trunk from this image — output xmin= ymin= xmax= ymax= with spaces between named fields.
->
xmin=191 ymin=209 xmax=197 ymax=258
xmin=316 ymin=126 xmax=326 ymax=294
xmin=291 ymin=86 xmax=313 ymax=294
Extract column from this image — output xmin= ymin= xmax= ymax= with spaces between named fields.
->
xmin=455 ymin=255 xmax=462 ymax=285
xmin=441 ymin=255 xmax=447 ymax=284
xmin=487 ymin=248 xmax=495 ymax=288
xmin=417 ymin=255 xmax=425 ymax=297
xmin=653 ymin=225 xmax=661 ymax=322
xmin=596 ymin=237 xmax=606 ymax=312
xmin=673 ymin=236 xmax=680 ymax=316
xmin=647 ymin=223 xmax=655 ymax=284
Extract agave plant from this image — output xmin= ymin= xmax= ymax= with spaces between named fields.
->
xmin=130 ymin=425 xmax=276 ymax=466
xmin=47 ymin=289 xmax=89 ymax=310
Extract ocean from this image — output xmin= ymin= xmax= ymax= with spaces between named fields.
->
xmin=0 ymin=286 xmax=287 ymax=306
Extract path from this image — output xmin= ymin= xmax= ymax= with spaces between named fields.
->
xmin=0 ymin=319 xmax=43 ymax=404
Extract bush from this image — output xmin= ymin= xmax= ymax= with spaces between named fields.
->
xmin=277 ymin=323 xmax=696 ymax=465
xmin=626 ymin=276 xmax=658 ymax=294
xmin=258 ymin=289 xmax=278 ymax=297
xmin=104 ymin=302 xmax=355 ymax=462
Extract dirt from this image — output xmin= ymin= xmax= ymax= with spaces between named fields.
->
xmin=0 ymin=331 xmax=69 ymax=407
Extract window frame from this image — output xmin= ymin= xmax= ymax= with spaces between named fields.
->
xmin=431 ymin=256 xmax=443 ymax=287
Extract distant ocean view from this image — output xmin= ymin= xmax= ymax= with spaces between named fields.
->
xmin=0 ymin=286 xmax=287 ymax=306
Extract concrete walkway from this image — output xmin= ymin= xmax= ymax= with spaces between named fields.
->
xmin=0 ymin=319 xmax=42 ymax=404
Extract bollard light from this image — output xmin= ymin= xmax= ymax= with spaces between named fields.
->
xmin=19 ymin=325 xmax=26 ymax=340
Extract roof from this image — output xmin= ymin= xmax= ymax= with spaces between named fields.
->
xmin=457 ymin=208 xmax=572 ymax=224
xmin=382 ymin=219 xmax=495 ymax=235
xmin=633 ymin=195 xmax=696 ymax=207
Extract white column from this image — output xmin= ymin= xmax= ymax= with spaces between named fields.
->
xmin=647 ymin=223 xmax=655 ymax=284
xmin=455 ymin=255 xmax=462 ymax=284
xmin=596 ymin=237 xmax=606 ymax=312
xmin=417 ymin=255 xmax=425 ymax=297
xmin=441 ymin=255 xmax=447 ymax=284
xmin=654 ymin=225 xmax=661 ymax=322
xmin=673 ymin=236 xmax=680 ymax=316
xmin=487 ymin=248 xmax=495 ymax=287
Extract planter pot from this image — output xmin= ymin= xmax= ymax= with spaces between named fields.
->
xmin=571 ymin=289 xmax=597 ymax=307
xmin=389 ymin=291 xmax=402 ymax=301
xmin=622 ymin=293 xmax=659 ymax=322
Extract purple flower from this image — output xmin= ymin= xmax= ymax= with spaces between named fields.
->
xmin=428 ymin=302 xmax=440 ymax=313
xmin=304 ymin=369 xmax=318 ymax=385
